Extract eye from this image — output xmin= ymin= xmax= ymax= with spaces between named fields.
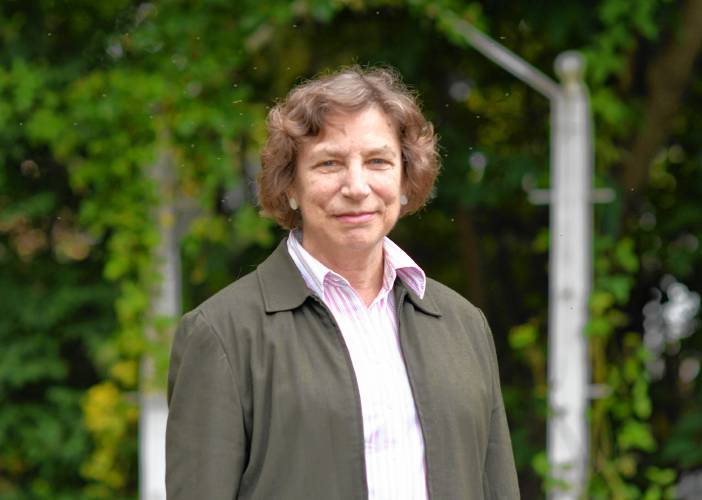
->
xmin=368 ymin=158 xmax=391 ymax=168
xmin=314 ymin=159 xmax=340 ymax=171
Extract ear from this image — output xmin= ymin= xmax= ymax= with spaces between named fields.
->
xmin=285 ymin=181 xmax=299 ymax=209
xmin=400 ymin=170 xmax=409 ymax=201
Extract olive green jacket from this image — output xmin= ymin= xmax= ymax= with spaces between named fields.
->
xmin=166 ymin=239 xmax=520 ymax=500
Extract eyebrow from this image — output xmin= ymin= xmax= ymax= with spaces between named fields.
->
xmin=313 ymin=145 xmax=398 ymax=158
xmin=313 ymin=147 xmax=348 ymax=157
xmin=365 ymin=146 xmax=398 ymax=158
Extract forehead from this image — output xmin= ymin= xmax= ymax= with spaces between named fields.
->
xmin=303 ymin=106 xmax=400 ymax=153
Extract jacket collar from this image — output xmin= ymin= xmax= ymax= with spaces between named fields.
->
xmin=394 ymin=279 xmax=441 ymax=317
xmin=257 ymin=239 xmax=314 ymax=313
xmin=257 ymin=237 xmax=441 ymax=317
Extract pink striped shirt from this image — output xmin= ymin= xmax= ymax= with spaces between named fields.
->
xmin=287 ymin=230 xmax=428 ymax=500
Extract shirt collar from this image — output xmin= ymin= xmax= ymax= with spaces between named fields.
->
xmin=382 ymin=236 xmax=427 ymax=299
xmin=286 ymin=230 xmax=329 ymax=299
xmin=286 ymin=230 xmax=426 ymax=301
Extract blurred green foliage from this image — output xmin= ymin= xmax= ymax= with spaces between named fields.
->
xmin=2 ymin=0 xmax=701 ymax=498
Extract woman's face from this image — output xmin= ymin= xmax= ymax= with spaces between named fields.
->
xmin=290 ymin=105 xmax=403 ymax=261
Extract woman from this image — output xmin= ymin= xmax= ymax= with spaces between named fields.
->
xmin=166 ymin=66 xmax=519 ymax=500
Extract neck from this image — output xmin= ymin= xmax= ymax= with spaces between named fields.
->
xmin=302 ymin=239 xmax=385 ymax=307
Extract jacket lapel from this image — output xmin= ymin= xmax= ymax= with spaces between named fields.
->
xmin=394 ymin=280 xmax=441 ymax=317
xmin=257 ymin=238 xmax=314 ymax=313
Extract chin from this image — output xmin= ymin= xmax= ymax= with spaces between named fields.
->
xmin=335 ymin=229 xmax=384 ymax=250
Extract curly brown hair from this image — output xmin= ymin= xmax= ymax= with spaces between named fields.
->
xmin=257 ymin=65 xmax=440 ymax=229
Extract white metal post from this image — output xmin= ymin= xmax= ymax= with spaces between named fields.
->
xmin=437 ymin=11 xmax=593 ymax=498
xmin=547 ymin=52 xmax=592 ymax=499
xmin=140 ymin=146 xmax=180 ymax=500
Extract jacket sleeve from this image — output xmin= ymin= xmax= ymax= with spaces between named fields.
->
xmin=479 ymin=309 xmax=521 ymax=499
xmin=166 ymin=309 xmax=246 ymax=500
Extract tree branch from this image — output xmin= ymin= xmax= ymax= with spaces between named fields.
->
xmin=622 ymin=0 xmax=702 ymax=201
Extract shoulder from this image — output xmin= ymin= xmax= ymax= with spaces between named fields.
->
xmin=423 ymin=277 xmax=501 ymax=376
xmin=422 ymin=277 xmax=495 ymax=354
xmin=175 ymin=268 xmax=266 ymax=346
xmin=203 ymin=266 xmax=268 ymax=325
xmin=425 ymin=277 xmax=483 ymax=322
xmin=196 ymin=269 xmax=263 ymax=319
xmin=177 ymin=238 xmax=312 ymax=341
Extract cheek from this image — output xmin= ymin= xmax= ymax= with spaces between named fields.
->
xmin=299 ymin=178 xmax=338 ymax=210
xmin=376 ymin=175 xmax=403 ymax=204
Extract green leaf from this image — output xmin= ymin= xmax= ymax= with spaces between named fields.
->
xmin=615 ymin=238 xmax=639 ymax=273
xmin=509 ymin=323 xmax=538 ymax=350
xmin=645 ymin=467 xmax=676 ymax=486
xmin=590 ymin=290 xmax=614 ymax=315
xmin=587 ymin=316 xmax=613 ymax=338
xmin=618 ymin=420 xmax=656 ymax=452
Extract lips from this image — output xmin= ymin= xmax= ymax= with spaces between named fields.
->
xmin=334 ymin=211 xmax=376 ymax=224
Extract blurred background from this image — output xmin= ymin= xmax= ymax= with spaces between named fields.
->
xmin=2 ymin=0 xmax=701 ymax=498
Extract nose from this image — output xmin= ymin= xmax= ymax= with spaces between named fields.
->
xmin=341 ymin=161 xmax=371 ymax=200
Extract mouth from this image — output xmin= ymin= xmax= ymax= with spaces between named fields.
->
xmin=334 ymin=211 xmax=376 ymax=224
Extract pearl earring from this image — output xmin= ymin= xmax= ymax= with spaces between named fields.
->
xmin=289 ymin=197 xmax=298 ymax=210
xmin=399 ymin=194 xmax=408 ymax=206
